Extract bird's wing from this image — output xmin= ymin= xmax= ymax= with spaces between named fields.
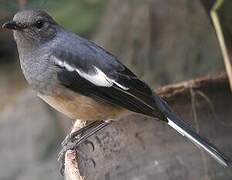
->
xmin=50 ymin=42 xmax=164 ymax=119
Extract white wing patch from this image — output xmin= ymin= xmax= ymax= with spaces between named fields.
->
xmin=77 ymin=66 xmax=113 ymax=87
xmin=51 ymin=55 xmax=129 ymax=90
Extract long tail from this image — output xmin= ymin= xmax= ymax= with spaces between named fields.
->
xmin=155 ymin=96 xmax=231 ymax=167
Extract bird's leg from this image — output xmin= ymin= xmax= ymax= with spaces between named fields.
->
xmin=58 ymin=120 xmax=111 ymax=175
xmin=61 ymin=121 xmax=102 ymax=146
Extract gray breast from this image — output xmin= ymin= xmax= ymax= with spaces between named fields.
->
xmin=19 ymin=48 xmax=58 ymax=95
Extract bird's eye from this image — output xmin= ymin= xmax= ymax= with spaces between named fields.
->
xmin=35 ymin=20 xmax=44 ymax=29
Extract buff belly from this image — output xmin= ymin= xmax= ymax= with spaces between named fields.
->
xmin=38 ymin=87 xmax=128 ymax=121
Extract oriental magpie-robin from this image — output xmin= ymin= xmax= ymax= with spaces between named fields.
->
xmin=2 ymin=9 xmax=231 ymax=174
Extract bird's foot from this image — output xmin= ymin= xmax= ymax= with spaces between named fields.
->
xmin=57 ymin=120 xmax=110 ymax=175
xmin=58 ymin=137 xmax=95 ymax=175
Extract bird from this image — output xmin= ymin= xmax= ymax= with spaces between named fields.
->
xmin=2 ymin=9 xmax=231 ymax=174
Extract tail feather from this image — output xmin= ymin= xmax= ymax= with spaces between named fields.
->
xmin=167 ymin=116 xmax=230 ymax=167
xmin=156 ymin=96 xmax=231 ymax=167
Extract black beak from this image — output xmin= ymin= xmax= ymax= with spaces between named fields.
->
xmin=2 ymin=21 xmax=22 ymax=30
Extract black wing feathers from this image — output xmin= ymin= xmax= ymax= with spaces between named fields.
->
xmin=55 ymin=40 xmax=164 ymax=119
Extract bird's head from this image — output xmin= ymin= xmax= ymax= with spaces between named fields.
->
xmin=2 ymin=10 xmax=58 ymax=46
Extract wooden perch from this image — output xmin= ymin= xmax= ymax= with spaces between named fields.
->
xmin=64 ymin=150 xmax=83 ymax=180
xmin=64 ymin=73 xmax=232 ymax=180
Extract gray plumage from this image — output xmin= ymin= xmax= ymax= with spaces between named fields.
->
xmin=2 ymin=9 xmax=231 ymax=167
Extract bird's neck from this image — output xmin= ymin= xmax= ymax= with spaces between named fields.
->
xmin=14 ymin=32 xmax=50 ymax=91
xmin=13 ymin=31 xmax=39 ymax=58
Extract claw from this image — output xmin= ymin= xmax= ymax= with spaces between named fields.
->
xmin=59 ymin=157 xmax=65 ymax=176
xmin=58 ymin=149 xmax=66 ymax=176
xmin=83 ymin=139 xmax=95 ymax=151
xmin=57 ymin=120 xmax=110 ymax=176
xmin=77 ymin=150 xmax=96 ymax=168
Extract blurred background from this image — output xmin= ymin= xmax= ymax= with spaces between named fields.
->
xmin=0 ymin=0 xmax=230 ymax=180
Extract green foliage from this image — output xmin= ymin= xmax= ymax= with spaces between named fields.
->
xmin=0 ymin=0 xmax=107 ymax=37
xmin=48 ymin=0 xmax=106 ymax=36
